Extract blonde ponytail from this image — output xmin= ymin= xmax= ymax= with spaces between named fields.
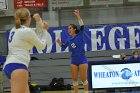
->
xmin=15 ymin=18 xmax=21 ymax=29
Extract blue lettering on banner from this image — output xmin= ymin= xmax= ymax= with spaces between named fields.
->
xmin=134 ymin=70 xmax=140 ymax=76
xmin=94 ymin=71 xmax=119 ymax=78
xmin=93 ymin=69 xmax=140 ymax=79
xmin=6 ymin=23 xmax=140 ymax=54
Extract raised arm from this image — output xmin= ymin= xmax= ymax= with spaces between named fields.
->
xmin=33 ymin=14 xmax=44 ymax=34
xmin=74 ymin=9 xmax=84 ymax=31
xmin=25 ymin=29 xmax=48 ymax=50
xmin=33 ymin=14 xmax=49 ymax=34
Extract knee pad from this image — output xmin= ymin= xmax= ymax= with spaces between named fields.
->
xmin=82 ymin=80 xmax=88 ymax=85
xmin=73 ymin=81 xmax=78 ymax=86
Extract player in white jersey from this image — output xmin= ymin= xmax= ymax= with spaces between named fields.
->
xmin=3 ymin=8 xmax=48 ymax=93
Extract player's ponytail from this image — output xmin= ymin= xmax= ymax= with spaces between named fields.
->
xmin=75 ymin=29 xmax=80 ymax=34
xmin=15 ymin=17 xmax=21 ymax=29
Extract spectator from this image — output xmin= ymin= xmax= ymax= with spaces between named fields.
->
xmin=120 ymin=53 xmax=127 ymax=60
xmin=0 ymin=54 xmax=5 ymax=71
xmin=0 ymin=54 xmax=5 ymax=92
xmin=129 ymin=51 xmax=140 ymax=60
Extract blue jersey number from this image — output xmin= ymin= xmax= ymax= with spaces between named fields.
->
xmin=9 ymin=32 xmax=15 ymax=43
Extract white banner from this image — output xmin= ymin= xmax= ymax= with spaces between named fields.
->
xmin=90 ymin=0 xmax=123 ymax=5
xmin=0 ymin=0 xmax=8 ymax=10
xmin=50 ymin=0 xmax=83 ymax=8
xmin=91 ymin=63 xmax=140 ymax=89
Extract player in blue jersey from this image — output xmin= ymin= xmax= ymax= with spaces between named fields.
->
xmin=3 ymin=8 xmax=48 ymax=93
xmin=57 ymin=9 xmax=88 ymax=93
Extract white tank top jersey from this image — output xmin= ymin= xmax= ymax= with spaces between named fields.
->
xmin=3 ymin=22 xmax=48 ymax=69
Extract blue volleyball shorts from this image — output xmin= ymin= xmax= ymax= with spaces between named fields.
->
xmin=3 ymin=63 xmax=28 ymax=79
xmin=71 ymin=55 xmax=88 ymax=66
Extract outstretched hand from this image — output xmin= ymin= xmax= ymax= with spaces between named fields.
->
xmin=33 ymin=13 xmax=41 ymax=22
xmin=74 ymin=9 xmax=80 ymax=17
xmin=43 ymin=22 xmax=49 ymax=30
xmin=56 ymin=38 xmax=62 ymax=46
xmin=74 ymin=9 xmax=81 ymax=20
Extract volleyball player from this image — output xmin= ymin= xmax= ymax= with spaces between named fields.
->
xmin=3 ymin=8 xmax=48 ymax=93
xmin=57 ymin=9 xmax=88 ymax=93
